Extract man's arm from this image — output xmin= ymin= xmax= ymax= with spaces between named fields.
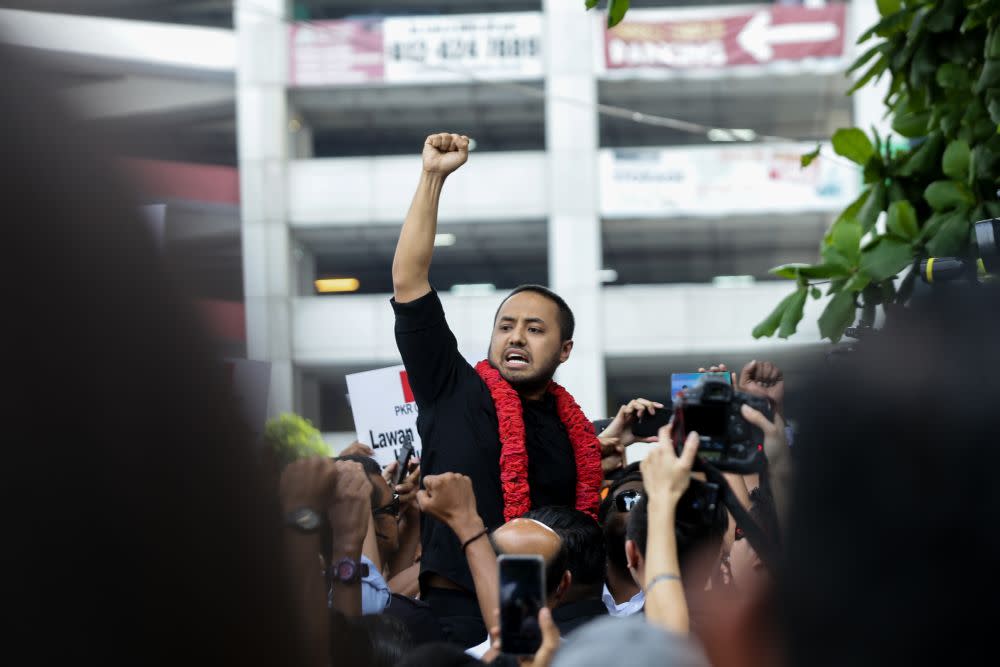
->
xmin=391 ymin=133 xmax=469 ymax=303
xmin=640 ymin=425 xmax=701 ymax=636
xmin=417 ymin=472 xmax=499 ymax=631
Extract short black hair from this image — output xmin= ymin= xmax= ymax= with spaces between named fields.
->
xmin=350 ymin=614 xmax=414 ymax=667
xmin=522 ymin=506 xmax=607 ymax=592
xmin=496 ymin=284 xmax=575 ymax=341
xmin=599 ymin=468 xmax=644 ymax=574
xmin=336 ymin=454 xmax=383 ymax=508
xmin=626 ymin=484 xmax=728 ymax=578
xmin=490 ymin=531 xmax=568 ymax=597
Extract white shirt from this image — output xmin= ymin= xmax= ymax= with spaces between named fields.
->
xmin=602 ymin=583 xmax=645 ymax=617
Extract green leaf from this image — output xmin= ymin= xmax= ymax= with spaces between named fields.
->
xmin=924 ymin=180 xmax=975 ymax=211
xmin=942 ymin=139 xmax=971 ymax=181
xmin=918 ymin=211 xmax=951 ymax=243
xmin=899 ymin=132 xmax=945 ymax=176
xmin=858 ymin=181 xmax=887 ymax=232
xmin=818 ymin=290 xmax=858 ymax=343
xmin=831 ymin=128 xmax=875 ymax=165
xmin=607 ymin=0 xmax=630 ymax=27
xmin=848 ymin=55 xmax=890 ymax=94
xmin=909 ymin=40 xmax=937 ymax=91
xmin=892 ymin=109 xmax=932 ymax=137
xmin=857 ymin=10 xmax=911 ymax=44
xmin=585 ymin=0 xmax=599 ymax=8
xmin=925 ymin=0 xmax=959 ymax=32
xmin=769 ymin=263 xmax=849 ymax=280
xmin=845 ymin=272 xmax=872 ymax=293
xmin=989 ymin=28 xmax=1000 ymax=59
xmin=811 ymin=287 xmax=822 ymax=300
xmin=876 ymin=0 xmax=900 ymax=17
xmin=887 ymin=200 xmax=920 ymax=240
xmin=976 ymin=59 xmax=1000 ymax=94
xmin=752 ymin=290 xmax=800 ymax=339
xmin=936 ymin=62 xmax=970 ymax=89
xmin=860 ymin=238 xmax=913 ymax=281
xmin=926 ymin=207 xmax=973 ymax=256
xmin=800 ymin=145 xmax=821 ymax=168
xmin=778 ymin=287 xmax=809 ymax=339
xmin=830 ymin=217 xmax=863 ymax=263
xmin=848 ymin=42 xmax=888 ymax=74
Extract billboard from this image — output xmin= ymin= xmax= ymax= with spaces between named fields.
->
xmin=599 ymin=143 xmax=858 ymax=218
xmin=600 ymin=4 xmax=847 ymax=75
xmin=290 ymin=13 xmax=542 ymax=87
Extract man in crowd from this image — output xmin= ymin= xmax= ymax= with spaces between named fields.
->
xmin=390 ymin=132 xmax=657 ymax=646
xmin=598 ymin=466 xmax=646 ymax=616
xmin=523 ymin=506 xmax=610 ymax=634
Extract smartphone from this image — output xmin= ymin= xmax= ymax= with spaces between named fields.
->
xmin=670 ymin=371 xmax=731 ymax=399
xmin=630 ymin=409 xmax=672 ymax=439
xmin=498 ymin=554 xmax=545 ymax=656
xmin=393 ymin=441 xmax=414 ymax=486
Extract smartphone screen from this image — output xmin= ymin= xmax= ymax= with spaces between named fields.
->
xmin=498 ymin=555 xmax=545 ymax=656
xmin=670 ymin=371 xmax=731 ymax=399
xmin=393 ymin=442 xmax=414 ymax=486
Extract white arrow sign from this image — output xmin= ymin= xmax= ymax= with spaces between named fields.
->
xmin=736 ymin=11 xmax=840 ymax=62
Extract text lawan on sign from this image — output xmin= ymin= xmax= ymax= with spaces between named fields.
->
xmin=345 ymin=365 xmax=422 ymax=469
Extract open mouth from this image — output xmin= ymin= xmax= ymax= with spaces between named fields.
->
xmin=504 ymin=348 xmax=530 ymax=369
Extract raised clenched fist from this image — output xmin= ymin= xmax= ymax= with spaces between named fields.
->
xmin=423 ymin=133 xmax=470 ymax=176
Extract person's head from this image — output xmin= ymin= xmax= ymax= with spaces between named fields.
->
xmin=771 ymin=286 xmax=1000 ymax=667
xmin=522 ymin=506 xmax=607 ymax=602
xmin=350 ymin=614 xmax=414 ymax=667
xmin=490 ymin=517 xmax=570 ymax=604
xmin=599 ymin=467 xmax=644 ymax=580
xmin=625 ymin=482 xmax=729 ymax=592
xmin=488 ymin=285 xmax=575 ymax=394
xmin=2 ymin=45 xmax=302 ymax=665
xmin=337 ymin=454 xmax=399 ymax=556
xmin=551 ymin=616 xmax=710 ymax=667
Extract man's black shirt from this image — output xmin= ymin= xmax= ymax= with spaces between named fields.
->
xmin=392 ymin=290 xmax=577 ymax=593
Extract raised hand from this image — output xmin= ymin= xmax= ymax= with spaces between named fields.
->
xmin=641 ymin=423 xmax=700 ymax=508
xmin=599 ymin=398 xmax=664 ymax=447
xmin=738 ymin=360 xmax=785 ymax=416
xmin=279 ymin=456 xmax=337 ymax=514
xmin=326 ymin=460 xmax=372 ymax=552
xmin=422 ymin=132 xmax=470 ymax=176
xmin=416 ymin=472 xmax=484 ymax=540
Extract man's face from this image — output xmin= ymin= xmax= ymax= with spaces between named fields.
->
xmin=369 ymin=474 xmax=399 ymax=557
xmin=488 ymin=291 xmax=572 ymax=392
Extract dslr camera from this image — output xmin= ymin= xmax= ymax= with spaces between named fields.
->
xmin=672 ymin=377 xmax=772 ymax=473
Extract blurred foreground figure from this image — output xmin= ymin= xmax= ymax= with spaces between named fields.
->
xmin=702 ymin=284 xmax=1000 ymax=667
xmin=1 ymin=46 xmax=304 ymax=666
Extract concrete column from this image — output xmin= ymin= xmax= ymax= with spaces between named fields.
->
xmin=849 ymin=0 xmax=892 ymax=139
xmin=235 ymin=0 xmax=294 ymax=416
xmin=543 ymin=0 xmax=606 ymax=418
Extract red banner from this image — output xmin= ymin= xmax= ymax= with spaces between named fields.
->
xmin=605 ymin=4 xmax=846 ymax=71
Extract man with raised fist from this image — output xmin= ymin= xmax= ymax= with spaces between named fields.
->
xmin=390 ymin=133 xmax=654 ymax=647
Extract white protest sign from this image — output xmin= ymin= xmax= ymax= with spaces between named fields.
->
xmin=346 ymin=365 xmax=422 ymax=469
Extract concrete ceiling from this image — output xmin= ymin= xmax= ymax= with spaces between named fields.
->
xmin=5 ymin=0 xmax=234 ymax=27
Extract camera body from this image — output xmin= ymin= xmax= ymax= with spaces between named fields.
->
xmin=673 ymin=378 xmax=772 ymax=473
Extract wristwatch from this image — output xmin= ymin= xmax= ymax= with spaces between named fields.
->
xmin=330 ymin=557 xmax=370 ymax=584
xmin=285 ymin=507 xmax=323 ymax=534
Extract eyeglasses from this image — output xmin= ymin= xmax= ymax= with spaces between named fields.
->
xmin=615 ymin=489 xmax=643 ymax=512
xmin=373 ymin=493 xmax=401 ymax=519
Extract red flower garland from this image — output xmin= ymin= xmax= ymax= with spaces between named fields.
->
xmin=475 ymin=360 xmax=602 ymax=522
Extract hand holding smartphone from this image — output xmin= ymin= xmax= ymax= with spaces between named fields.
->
xmin=498 ymin=554 xmax=545 ymax=656
xmin=393 ymin=442 xmax=415 ymax=486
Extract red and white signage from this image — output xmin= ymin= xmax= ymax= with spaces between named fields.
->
xmin=290 ymin=13 xmax=542 ymax=87
xmin=345 ymin=365 xmax=422 ymax=468
xmin=290 ymin=19 xmax=384 ymax=86
xmin=602 ymin=4 xmax=846 ymax=73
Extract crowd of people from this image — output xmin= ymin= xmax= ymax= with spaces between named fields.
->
xmin=9 ymin=42 xmax=1000 ymax=667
